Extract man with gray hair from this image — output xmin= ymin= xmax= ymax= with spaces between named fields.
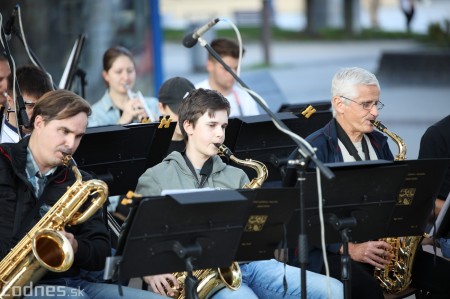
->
xmin=288 ymin=67 xmax=450 ymax=298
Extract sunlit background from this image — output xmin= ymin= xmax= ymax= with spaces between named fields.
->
xmin=1 ymin=0 xmax=449 ymax=158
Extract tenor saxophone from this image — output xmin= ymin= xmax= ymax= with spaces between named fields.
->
xmin=0 ymin=155 xmax=108 ymax=298
xmin=168 ymin=144 xmax=268 ymax=299
xmin=371 ymin=120 xmax=422 ymax=294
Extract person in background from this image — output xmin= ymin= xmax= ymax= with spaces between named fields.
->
xmin=1 ymin=65 xmax=53 ymax=143
xmin=0 ymin=89 xmax=167 ymax=299
xmin=196 ymin=38 xmax=259 ymax=117
xmin=89 ymin=46 xmax=159 ymax=127
xmin=400 ymin=0 xmax=415 ymax=33
xmin=158 ymin=76 xmax=195 ymax=153
xmin=418 ymin=114 xmax=450 ymax=259
xmin=288 ymin=67 xmax=450 ymax=298
xmin=369 ymin=0 xmax=380 ymax=29
xmin=136 ymin=88 xmax=343 ymax=299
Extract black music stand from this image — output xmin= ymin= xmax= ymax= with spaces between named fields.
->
xmin=236 ymin=188 xmax=299 ymax=262
xmin=106 ymin=189 xmax=252 ymax=299
xmin=73 ymin=122 xmax=175 ymax=196
xmin=224 ymin=112 xmax=330 ymax=184
xmin=284 ymin=160 xmax=409 ymax=299
xmin=387 ymin=158 xmax=450 ymax=238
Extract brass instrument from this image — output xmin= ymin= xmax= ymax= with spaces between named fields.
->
xmin=371 ymin=120 xmax=422 ymax=294
xmin=0 ymin=155 xmax=108 ymax=298
xmin=125 ymin=84 xmax=157 ymax=123
xmin=168 ymin=144 xmax=268 ymax=299
xmin=217 ymin=144 xmax=268 ymax=189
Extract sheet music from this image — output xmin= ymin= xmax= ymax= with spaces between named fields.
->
xmin=59 ymin=39 xmax=78 ymax=89
xmin=161 ymin=188 xmax=215 ymax=196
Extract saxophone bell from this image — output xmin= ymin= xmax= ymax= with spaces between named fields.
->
xmin=0 ymin=155 xmax=108 ymax=298
xmin=32 ymin=229 xmax=74 ymax=272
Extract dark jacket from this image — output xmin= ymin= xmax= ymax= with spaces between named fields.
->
xmin=305 ymin=118 xmax=394 ymax=165
xmin=418 ymin=114 xmax=450 ymax=200
xmin=0 ymin=137 xmax=110 ymax=278
xmin=289 ymin=118 xmax=394 ymax=273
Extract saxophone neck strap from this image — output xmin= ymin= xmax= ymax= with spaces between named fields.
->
xmin=182 ymin=153 xmax=213 ymax=189
xmin=335 ymin=119 xmax=370 ymax=161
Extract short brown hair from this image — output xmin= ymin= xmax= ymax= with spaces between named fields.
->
xmin=178 ymin=88 xmax=230 ymax=141
xmin=102 ymin=46 xmax=134 ymax=72
xmin=208 ymin=38 xmax=245 ymax=61
xmin=30 ymin=90 xmax=91 ymax=131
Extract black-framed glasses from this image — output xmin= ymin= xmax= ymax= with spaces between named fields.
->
xmin=24 ymin=101 xmax=36 ymax=109
xmin=340 ymin=96 xmax=384 ymax=111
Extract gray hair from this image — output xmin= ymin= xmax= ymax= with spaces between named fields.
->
xmin=331 ymin=67 xmax=380 ymax=116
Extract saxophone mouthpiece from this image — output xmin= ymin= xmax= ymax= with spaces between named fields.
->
xmin=213 ymin=143 xmax=221 ymax=149
xmin=61 ymin=154 xmax=74 ymax=167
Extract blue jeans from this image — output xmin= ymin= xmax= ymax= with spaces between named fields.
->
xmin=439 ymin=237 xmax=450 ymax=258
xmin=212 ymin=259 xmax=343 ymax=299
xmin=23 ymin=277 xmax=166 ymax=299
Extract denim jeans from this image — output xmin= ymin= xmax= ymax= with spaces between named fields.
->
xmin=439 ymin=237 xmax=450 ymax=258
xmin=23 ymin=277 xmax=166 ymax=299
xmin=212 ymin=259 xmax=343 ymax=299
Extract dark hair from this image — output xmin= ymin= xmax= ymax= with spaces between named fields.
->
xmin=7 ymin=65 xmax=53 ymax=98
xmin=178 ymin=88 xmax=230 ymax=141
xmin=208 ymin=38 xmax=245 ymax=61
xmin=102 ymin=46 xmax=135 ymax=72
xmin=30 ymin=90 xmax=91 ymax=131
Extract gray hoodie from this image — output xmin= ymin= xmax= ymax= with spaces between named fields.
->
xmin=136 ymin=151 xmax=249 ymax=196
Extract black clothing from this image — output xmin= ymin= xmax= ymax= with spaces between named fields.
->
xmin=418 ymin=115 xmax=450 ymax=200
xmin=0 ymin=137 xmax=110 ymax=278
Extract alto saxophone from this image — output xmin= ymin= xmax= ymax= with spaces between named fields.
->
xmin=168 ymin=144 xmax=268 ymax=299
xmin=371 ymin=120 xmax=422 ymax=294
xmin=0 ymin=155 xmax=108 ymax=298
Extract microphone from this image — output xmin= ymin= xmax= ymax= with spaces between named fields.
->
xmin=4 ymin=5 xmax=18 ymax=40
xmin=182 ymin=18 xmax=219 ymax=48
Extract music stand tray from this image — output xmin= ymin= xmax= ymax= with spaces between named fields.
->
xmin=236 ymin=188 xmax=299 ymax=262
xmin=285 ymin=160 xmax=409 ymax=247
xmin=111 ymin=189 xmax=252 ymax=281
xmin=390 ymin=158 xmax=450 ymax=238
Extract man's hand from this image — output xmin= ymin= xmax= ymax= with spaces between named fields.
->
xmin=143 ymin=274 xmax=179 ymax=296
xmin=344 ymin=240 xmax=393 ymax=269
xmin=60 ymin=230 xmax=78 ymax=254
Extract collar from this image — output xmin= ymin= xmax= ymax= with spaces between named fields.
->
xmin=26 ymin=146 xmax=57 ymax=179
xmin=99 ymin=90 xmax=117 ymax=113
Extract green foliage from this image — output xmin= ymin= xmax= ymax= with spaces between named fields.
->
xmin=424 ymin=21 xmax=450 ymax=47
xmin=163 ymin=25 xmax=448 ymax=48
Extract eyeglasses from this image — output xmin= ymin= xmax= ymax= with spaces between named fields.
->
xmin=24 ymin=101 xmax=36 ymax=109
xmin=339 ymin=96 xmax=384 ymax=111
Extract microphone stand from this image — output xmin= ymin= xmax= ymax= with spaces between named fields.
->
xmin=196 ymin=37 xmax=335 ymax=299
xmin=1 ymin=26 xmax=29 ymax=132
xmin=10 ymin=27 xmax=58 ymax=90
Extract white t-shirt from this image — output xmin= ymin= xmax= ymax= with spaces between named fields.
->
xmin=0 ymin=118 xmax=20 ymax=143
xmin=338 ymin=134 xmax=377 ymax=162
xmin=196 ymin=79 xmax=260 ymax=118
